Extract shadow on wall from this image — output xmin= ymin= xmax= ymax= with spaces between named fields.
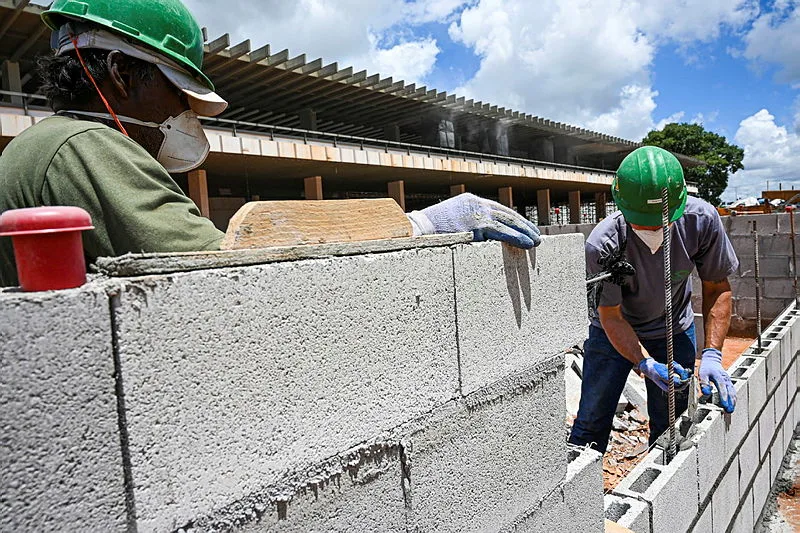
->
xmin=503 ymin=244 xmax=537 ymax=328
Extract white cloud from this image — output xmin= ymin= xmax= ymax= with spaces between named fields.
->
xmin=183 ymin=0 xmax=460 ymax=85
xmin=724 ymin=109 xmax=800 ymax=201
xmin=449 ymin=0 xmax=755 ymax=140
xmin=743 ymin=2 xmax=800 ymax=85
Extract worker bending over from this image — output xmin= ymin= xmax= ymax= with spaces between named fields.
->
xmin=569 ymin=146 xmax=738 ymax=453
xmin=0 ymin=0 xmax=540 ymax=287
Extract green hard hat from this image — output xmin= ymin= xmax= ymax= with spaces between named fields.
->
xmin=42 ymin=0 xmax=212 ymax=91
xmin=612 ymin=146 xmax=687 ymax=227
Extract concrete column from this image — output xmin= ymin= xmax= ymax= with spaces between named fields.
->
xmin=537 ymin=189 xmax=551 ymax=226
xmin=188 ymin=169 xmax=210 ymax=218
xmin=595 ymin=192 xmax=607 ymax=222
xmin=569 ymin=191 xmax=581 ymax=224
xmin=450 ymin=184 xmax=466 ymax=197
xmin=499 ymin=186 xmax=513 ymax=208
xmin=384 ymin=124 xmax=400 ymax=142
xmin=298 ymin=108 xmax=317 ymax=130
xmin=2 ymin=60 xmax=22 ymax=106
xmin=388 ymin=180 xmax=405 ymax=211
xmin=304 ymin=176 xmax=323 ymax=200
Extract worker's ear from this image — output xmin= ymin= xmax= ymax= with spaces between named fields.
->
xmin=106 ymin=50 xmax=130 ymax=100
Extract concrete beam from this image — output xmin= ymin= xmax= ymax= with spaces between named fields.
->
xmin=298 ymin=108 xmax=317 ymax=130
xmin=1 ymin=60 xmax=22 ymax=105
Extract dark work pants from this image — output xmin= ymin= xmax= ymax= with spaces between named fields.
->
xmin=568 ymin=324 xmax=696 ymax=454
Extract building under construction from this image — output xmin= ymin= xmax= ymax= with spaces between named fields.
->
xmin=0 ymin=0 xmax=701 ymax=231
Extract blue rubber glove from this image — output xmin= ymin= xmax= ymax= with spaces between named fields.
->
xmin=699 ymin=348 xmax=736 ymax=413
xmin=407 ymin=193 xmax=542 ymax=249
xmin=637 ymin=358 xmax=692 ymax=392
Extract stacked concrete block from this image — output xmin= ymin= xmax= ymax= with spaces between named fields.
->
xmin=710 ymin=460 xmax=740 ymax=531
xmin=507 ymin=447 xmax=604 ymax=532
xmin=730 ymin=490 xmax=755 ymax=533
xmin=0 ymin=285 xmax=127 ymax=532
xmin=604 ymin=495 xmax=650 ymax=533
xmin=111 ymin=247 xmax=461 ymax=531
xmin=453 ymin=235 xmax=587 ymax=394
xmin=614 ymin=448 xmax=699 ymax=533
xmin=405 ymin=358 xmax=572 ymax=532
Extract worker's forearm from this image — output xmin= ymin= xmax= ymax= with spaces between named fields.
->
xmin=599 ymin=314 xmax=645 ymax=366
xmin=702 ymin=280 xmax=732 ymax=351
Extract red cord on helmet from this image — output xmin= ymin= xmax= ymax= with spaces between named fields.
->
xmin=69 ymin=32 xmax=129 ymax=137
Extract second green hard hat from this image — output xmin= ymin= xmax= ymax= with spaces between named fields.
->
xmin=613 ymin=146 xmax=688 ymax=227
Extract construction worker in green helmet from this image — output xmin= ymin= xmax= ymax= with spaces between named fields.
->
xmin=568 ymin=146 xmax=739 ymax=454
xmin=0 ymin=0 xmax=541 ymax=288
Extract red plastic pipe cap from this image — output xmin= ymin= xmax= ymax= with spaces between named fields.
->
xmin=0 ymin=206 xmax=94 ymax=236
xmin=0 ymin=206 xmax=94 ymax=292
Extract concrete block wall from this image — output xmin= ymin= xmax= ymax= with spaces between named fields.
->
xmin=1 ymin=235 xmax=600 ymax=532
xmin=604 ymin=301 xmax=800 ymax=533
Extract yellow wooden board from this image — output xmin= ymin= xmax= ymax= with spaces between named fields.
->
xmin=221 ymin=199 xmax=413 ymax=250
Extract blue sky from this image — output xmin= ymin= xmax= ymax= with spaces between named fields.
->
xmin=183 ymin=0 xmax=800 ymax=202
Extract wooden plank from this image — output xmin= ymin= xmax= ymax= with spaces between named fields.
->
xmin=188 ymin=169 xmax=210 ymax=218
xmin=537 ymin=189 xmax=551 ymax=226
xmin=569 ymin=191 xmax=581 ymax=224
xmin=94 ymin=233 xmax=473 ymax=277
xmin=388 ymin=180 xmax=406 ymax=211
xmin=499 ymin=186 xmax=513 ymax=208
xmin=304 ymin=176 xmax=323 ymax=200
xmin=220 ymin=199 xmax=413 ymax=250
xmin=450 ymin=184 xmax=466 ymax=197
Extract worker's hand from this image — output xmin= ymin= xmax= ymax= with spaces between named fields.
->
xmin=699 ymin=348 xmax=736 ymax=413
xmin=407 ymin=193 xmax=542 ymax=249
xmin=637 ymin=358 xmax=692 ymax=392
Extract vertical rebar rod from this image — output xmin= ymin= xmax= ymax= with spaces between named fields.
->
xmin=753 ymin=220 xmax=763 ymax=350
xmin=662 ymin=187 xmax=677 ymax=462
xmin=790 ymin=209 xmax=798 ymax=308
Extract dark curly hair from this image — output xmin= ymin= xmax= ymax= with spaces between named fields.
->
xmin=37 ymin=50 xmax=157 ymax=108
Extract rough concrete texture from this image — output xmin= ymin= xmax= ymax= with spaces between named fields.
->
xmin=405 ymin=358 xmax=568 ymax=533
xmin=689 ymin=406 xmax=727 ymax=502
xmin=504 ymin=447 xmax=604 ymax=532
xmin=111 ymin=247 xmax=461 ymax=531
xmin=691 ymin=504 xmax=712 ymax=533
xmin=724 ymin=377 xmax=751 ymax=464
xmin=194 ymin=442 xmax=407 ymax=532
xmin=711 ymin=460 xmax=740 ymax=531
xmin=453 ymin=236 xmax=587 ymax=395
xmin=761 ymin=395 xmax=777 ymax=462
xmin=0 ymin=285 xmax=127 ymax=532
xmin=740 ymin=422 xmax=760 ymax=497
xmin=604 ymin=495 xmax=650 ymax=533
xmin=731 ymin=489 xmax=755 ymax=533
xmin=753 ymin=460 xmax=772 ymax=526
xmin=614 ymin=447 xmax=699 ymax=533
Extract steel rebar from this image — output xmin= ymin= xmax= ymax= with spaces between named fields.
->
xmin=754 ymin=221 xmax=763 ymax=351
xmin=662 ymin=187 xmax=677 ymax=463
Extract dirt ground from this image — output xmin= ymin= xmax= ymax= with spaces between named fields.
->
xmin=601 ymin=335 xmax=755 ymax=492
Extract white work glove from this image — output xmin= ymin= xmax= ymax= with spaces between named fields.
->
xmin=407 ymin=193 xmax=542 ymax=249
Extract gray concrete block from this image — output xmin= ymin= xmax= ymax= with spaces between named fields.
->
xmin=730 ymin=489 xmax=755 ymax=533
xmin=775 ymin=374 xmax=789 ymax=430
xmin=711 ymin=460 xmax=740 ymax=532
xmin=770 ymin=425 xmax=784 ymax=486
xmin=614 ymin=447 xmax=699 ymax=533
xmin=726 ymin=213 xmax=779 ymax=236
xmin=735 ymin=297 xmax=795 ymax=321
xmin=604 ymin=495 xmax=650 ymax=533
xmin=750 ymin=339 xmax=783 ymax=394
xmin=507 ymin=448 xmax=604 ymax=533
xmin=406 ymin=359 xmax=568 ymax=533
xmin=111 ymin=247 xmax=460 ymax=531
xmin=723 ymin=377 xmax=751 ymax=464
xmin=752 ymin=460 xmax=771 ymax=525
xmin=691 ymin=503 xmax=711 ymax=533
xmin=760 ymin=395 xmax=776 ymax=461
xmin=730 ymin=234 xmax=799 ymax=258
xmin=453 ymin=236 xmax=586 ymax=395
xmin=197 ymin=442 xmax=407 ymax=533
xmin=739 ymin=424 xmax=759 ymax=497
xmin=736 ymin=256 xmax=792 ymax=278
xmin=0 ymin=285 xmax=127 ymax=532
xmin=688 ymin=407 xmax=726 ymax=503
xmin=731 ymin=354 xmax=767 ymax=433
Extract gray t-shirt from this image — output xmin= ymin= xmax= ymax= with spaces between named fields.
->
xmin=587 ymin=196 xmax=739 ymax=339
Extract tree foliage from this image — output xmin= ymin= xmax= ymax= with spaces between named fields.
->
xmin=642 ymin=123 xmax=744 ymax=206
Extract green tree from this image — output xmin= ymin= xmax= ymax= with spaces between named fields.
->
xmin=642 ymin=123 xmax=744 ymax=206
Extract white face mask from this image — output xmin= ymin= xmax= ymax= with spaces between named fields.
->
xmin=63 ymin=110 xmax=210 ymax=173
xmin=632 ymin=227 xmax=665 ymax=254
